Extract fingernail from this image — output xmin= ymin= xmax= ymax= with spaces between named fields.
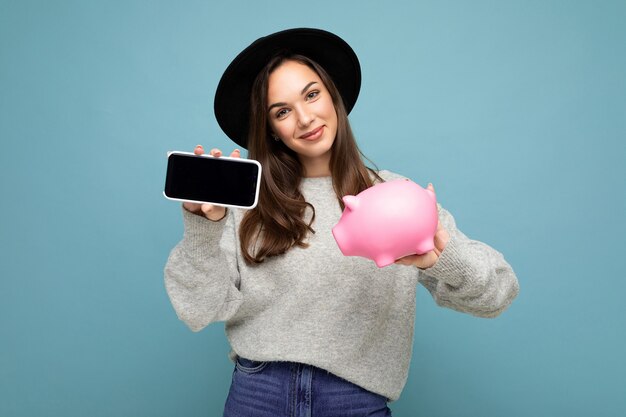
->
xmin=234 ymin=149 xmax=240 ymax=153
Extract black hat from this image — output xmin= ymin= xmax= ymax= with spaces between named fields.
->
xmin=214 ymin=28 xmax=361 ymax=149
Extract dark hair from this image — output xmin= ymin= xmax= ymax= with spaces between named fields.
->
xmin=239 ymin=54 xmax=381 ymax=264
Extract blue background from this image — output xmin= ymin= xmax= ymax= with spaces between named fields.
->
xmin=1 ymin=1 xmax=624 ymax=416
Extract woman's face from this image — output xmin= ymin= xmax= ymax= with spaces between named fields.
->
xmin=266 ymin=60 xmax=338 ymax=177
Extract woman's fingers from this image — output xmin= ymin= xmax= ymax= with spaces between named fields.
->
xmin=201 ymin=203 xmax=227 ymax=221
xmin=183 ymin=201 xmax=201 ymax=212
xmin=196 ymin=145 xmax=240 ymax=158
xmin=394 ymin=251 xmax=439 ymax=269
xmin=210 ymin=148 xmax=240 ymax=158
xmin=200 ymin=204 xmax=216 ymax=216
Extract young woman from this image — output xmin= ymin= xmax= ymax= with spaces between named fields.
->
xmin=165 ymin=28 xmax=519 ymax=417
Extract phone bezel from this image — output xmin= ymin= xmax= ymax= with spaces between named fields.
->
xmin=163 ymin=151 xmax=262 ymax=210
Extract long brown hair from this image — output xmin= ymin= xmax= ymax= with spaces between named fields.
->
xmin=240 ymin=54 xmax=381 ymax=264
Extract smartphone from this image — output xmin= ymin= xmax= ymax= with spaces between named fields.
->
xmin=164 ymin=151 xmax=262 ymax=209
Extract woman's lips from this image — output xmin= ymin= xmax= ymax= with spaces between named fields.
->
xmin=299 ymin=126 xmax=324 ymax=140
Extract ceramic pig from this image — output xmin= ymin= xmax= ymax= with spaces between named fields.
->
xmin=332 ymin=179 xmax=438 ymax=268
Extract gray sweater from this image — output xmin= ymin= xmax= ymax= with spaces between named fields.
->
xmin=164 ymin=170 xmax=519 ymax=401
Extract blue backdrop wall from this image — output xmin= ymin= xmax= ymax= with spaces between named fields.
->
xmin=1 ymin=1 xmax=624 ymax=416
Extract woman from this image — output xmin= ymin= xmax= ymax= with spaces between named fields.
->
xmin=164 ymin=28 xmax=519 ymax=417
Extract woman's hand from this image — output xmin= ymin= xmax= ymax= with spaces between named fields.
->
xmin=182 ymin=145 xmax=241 ymax=221
xmin=394 ymin=183 xmax=450 ymax=270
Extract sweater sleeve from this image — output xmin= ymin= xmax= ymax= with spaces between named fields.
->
xmin=418 ymin=204 xmax=519 ymax=318
xmin=164 ymin=207 xmax=243 ymax=332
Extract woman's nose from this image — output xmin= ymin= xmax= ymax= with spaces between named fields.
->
xmin=295 ymin=106 xmax=314 ymax=127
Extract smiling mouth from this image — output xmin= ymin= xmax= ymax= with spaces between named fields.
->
xmin=299 ymin=126 xmax=324 ymax=140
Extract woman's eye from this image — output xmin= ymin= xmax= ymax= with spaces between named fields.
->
xmin=306 ymin=90 xmax=319 ymax=100
xmin=275 ymin=109 xmax=289 ymax=119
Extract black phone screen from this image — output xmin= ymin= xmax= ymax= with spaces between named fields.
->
xmin=164 ymin=153 xmax=260 ymax=208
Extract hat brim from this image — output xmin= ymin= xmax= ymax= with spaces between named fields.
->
xmin=214 ymin=28 xmax=361 ymax=149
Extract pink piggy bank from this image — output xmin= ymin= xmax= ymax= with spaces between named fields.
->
xmin=332 ymin=179 xmax=438 ymax=268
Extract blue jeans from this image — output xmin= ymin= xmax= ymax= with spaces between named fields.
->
xmin=223 ymin=357 xmax=393 ymax=417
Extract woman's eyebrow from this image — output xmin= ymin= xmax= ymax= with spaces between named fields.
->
xmin=268 ymin=82 xmax=319 ymax=112
xmin=268 ymin=102 xmax=286 ymax=112
xmin=300 ymin=81 xmax=317 ymax=95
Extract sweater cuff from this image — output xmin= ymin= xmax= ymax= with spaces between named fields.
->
xmin=181 ymin=206 xmax=228 ymax=254
xmin=422 ymin=233 xmax=466 ymax=288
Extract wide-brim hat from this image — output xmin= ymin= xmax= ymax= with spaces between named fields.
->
xmin=214 ymin=28 xmax=361 ymax=149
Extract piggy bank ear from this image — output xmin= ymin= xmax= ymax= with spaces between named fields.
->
xmin=425 ymin=187 xmax=436 ymax=203
xmin=342 ymin=195 xmax=360 ymax=211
